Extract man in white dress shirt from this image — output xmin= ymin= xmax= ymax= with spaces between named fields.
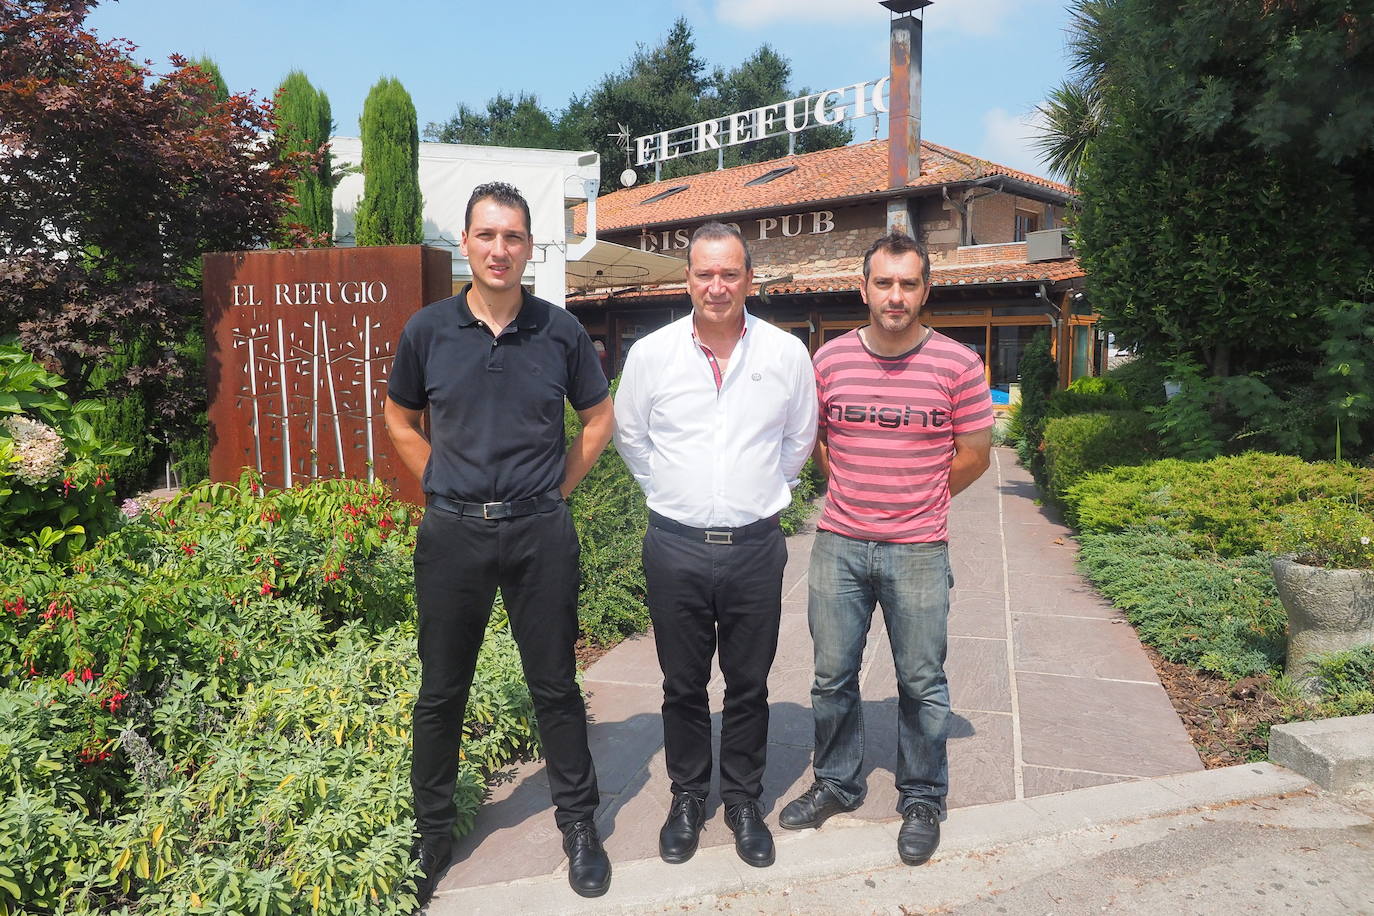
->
xmin=614 ymin=222 xmax=817 ymax=870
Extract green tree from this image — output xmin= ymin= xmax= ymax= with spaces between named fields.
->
xmin=425 ymin=91 xmax=563 ymax=149
xmin=275 ymin=70 xmax=335 ymax=243
xmin=355 ymin=76 xmax=422 ymax=246
xmin=189 ymin=55 xmax=229 ymax=104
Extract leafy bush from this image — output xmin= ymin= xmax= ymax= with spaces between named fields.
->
xmin=1012 ymin=330 xmax=1058 ymax=482
xmin=0 ymin=340 xmax=129 ymax=559
xmin=1064 ymin=453 xmax=1374 ymax=557
xmin=0 ymin=475 xmax=540 ymax=915
xmin=1104 ymin=356 xmax=1169 ymax=409
xmin=780 ymin=459 xmax=820 ymax=536
xmin=563 ymin=399 xmax=649 ymax=645
xmin=1047 ymin=376 xmax=1133 ymax=417
xmin=1042 ymin=410 xmax=1156 ymax=502
xmin=87 ymin=339 xmax=156 ymax=499
xmin=1076 ymin=528 xmax=1285 ymax=678
xmin=1302 ymin=645 xmax=1374 ymax=717
xmin=1279 ymin=496 xmax=1374 ymax=569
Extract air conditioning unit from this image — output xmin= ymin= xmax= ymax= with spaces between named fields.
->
xmin=1026 ymin=227 xmax=1072 ymax=262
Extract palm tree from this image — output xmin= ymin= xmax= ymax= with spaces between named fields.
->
xmin=1033 ymin=0 xmax=1115 ymax=185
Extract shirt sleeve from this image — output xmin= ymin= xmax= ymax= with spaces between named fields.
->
xmin=611 ymin=342 xmax=654 ymax=493
xmin=566 ymin=324 xmax=611 ymax=411
xmin=386 ymin=321 xmax=427 ymax=410
xmin=951 ymin=356 xmax=995 ymax=434
xmin=779 ymin=338 xmax=819 ymax=484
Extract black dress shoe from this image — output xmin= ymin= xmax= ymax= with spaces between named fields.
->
xmin=897 ymin=800 xmax=941 ymax=866
xmin=659 ymin=792 xmax=706 ymax=863
xmin=779 ymin=781 xmax=855 ymax=830
xmin=562 ymin=820 xmax=611 ymax=897
xmin=724 ymin=800 xmax=775 ymax=868
xmin=411 ymin=837 xmax=453 ymax=908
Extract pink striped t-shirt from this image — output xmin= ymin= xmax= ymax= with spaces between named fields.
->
xmin=814 ymin=328 xmax=994 ymax=543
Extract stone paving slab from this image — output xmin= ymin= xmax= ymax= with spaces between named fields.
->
xmin=432 ymin=447 xmax=1204 ymax=895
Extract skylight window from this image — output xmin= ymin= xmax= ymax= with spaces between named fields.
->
xmin=745 ymin=166 xmax=797 ymax=187
xmin=640 ymin=184 xmax=689 ymax=205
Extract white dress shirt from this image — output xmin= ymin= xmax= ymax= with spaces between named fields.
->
xmin=614 ymin=311 xmax=818 ymax=528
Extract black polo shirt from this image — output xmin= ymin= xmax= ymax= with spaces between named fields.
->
xmin=387 ymin=285 xmax=609 ymax=503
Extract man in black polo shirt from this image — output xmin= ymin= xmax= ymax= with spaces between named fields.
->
xmin=384 ymin=182 xmax=615 ymax=904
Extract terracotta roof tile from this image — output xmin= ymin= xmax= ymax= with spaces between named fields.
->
xmin=575 ymin=139 xmax=1074 ymax=234
xmin=566 ymin=258 xmax=1085 ymax=305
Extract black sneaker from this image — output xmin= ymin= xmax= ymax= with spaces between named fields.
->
xmin=562 ymin=820 xmax=612 ymax=897
xmin=659 ymin=792 xmax=707 ymax=863
xmin=897 ymin=800 xmax=940 ymax=866
xmin=411 ymin=837 xmax=453 ymax=907
xmin=779 ymin=781 xmax=855 ymax=830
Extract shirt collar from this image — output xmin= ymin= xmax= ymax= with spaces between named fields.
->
xmin=455 ymin=283 xmax=541 ymax=331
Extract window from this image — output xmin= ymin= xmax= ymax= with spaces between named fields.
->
xmin=1014 ymin=210 xmax=1040 ymax=242
xmin=745 ymin=165 xmax=798 ymax=187
xmin=640 ymin=185 xmax=689 ymax=205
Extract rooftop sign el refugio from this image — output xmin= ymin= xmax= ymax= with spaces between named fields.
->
xmin=634 ymin=77 xmax=889 ymax=167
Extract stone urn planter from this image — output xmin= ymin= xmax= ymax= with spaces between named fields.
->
xmin=1271 ymin=555 xmax=1374 ymax=685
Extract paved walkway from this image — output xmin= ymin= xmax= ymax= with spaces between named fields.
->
xmin=433 ymin=447 xmax=1203 ymax=896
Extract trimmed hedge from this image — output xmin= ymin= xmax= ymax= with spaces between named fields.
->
xmin=1042 ymin=409 xmax=1156 ymax=501
xmin=1062 ymin=453 xmax=1374 ymax=556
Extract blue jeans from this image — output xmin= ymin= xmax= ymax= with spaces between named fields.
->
xmin=807 ymin=529 xmax=952 ymax=813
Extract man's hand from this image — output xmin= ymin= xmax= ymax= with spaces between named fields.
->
xmin=561 ymin=396 xmax=615 ymax=498
xmin=383 ymin=398 xmax=430 ymax=483
xmin=948 ymin=428 xmax=993 ymax=497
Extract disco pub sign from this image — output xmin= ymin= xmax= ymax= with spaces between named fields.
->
xmin=634 ymin=77 xmax=889 ymax=166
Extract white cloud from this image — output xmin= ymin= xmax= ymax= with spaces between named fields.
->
xmin=715 ymin=0 xmax=1017 ymax=35
xmin=978 ymin=106 xmax=1052 ymax=178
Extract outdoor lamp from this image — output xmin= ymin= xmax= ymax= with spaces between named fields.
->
xmin=879 ymin=0 xmax=933 ymax=13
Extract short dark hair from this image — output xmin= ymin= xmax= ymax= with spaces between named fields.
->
xmin=687 ymin=221 xmax=752 ymax=273
xmin=465 ymin=181 xmax=532 ymax=236
xmin=862 ymin=231 xmax=930 ymax=284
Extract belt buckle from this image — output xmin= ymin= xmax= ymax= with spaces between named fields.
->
xmin=482 ymin=501 xmax=505 ymax=520
xmin=704 ymin=529 xmax=733 ymax=545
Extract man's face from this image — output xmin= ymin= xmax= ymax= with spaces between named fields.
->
xmin=461 ymin=199 xmax=532 ymax=294
xmin=686 ymin=236 xmax=752 ymax=329
xmin=861 ymin=248 xmax=931 ymax=335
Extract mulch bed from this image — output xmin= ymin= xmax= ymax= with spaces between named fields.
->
xmin=1141 ymin=645 xmax=1290 ymax=768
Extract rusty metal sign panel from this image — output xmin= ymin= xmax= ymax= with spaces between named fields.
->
xmin=203 ymin=245 xmax=452 ymax=505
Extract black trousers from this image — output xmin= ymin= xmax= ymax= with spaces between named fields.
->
xmin=411 ymin=501 xmax=598 ymax=839
xmin=642 ymin=522 xmax=787 ymax=805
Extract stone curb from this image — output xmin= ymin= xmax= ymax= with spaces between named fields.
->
xmin=425 ymin=762 xmax=1312 ymax=915
xmin=1269 ymin=713 xmax=1374 ymax=792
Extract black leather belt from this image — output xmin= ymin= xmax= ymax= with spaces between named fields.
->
xmin=648 ymin=510 xmax=780 ymax=545
xmin=428 ymin=492 xmax=561 ymax=520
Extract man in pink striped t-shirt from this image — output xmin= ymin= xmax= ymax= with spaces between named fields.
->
xmin=779 ymin=232 xmax=993 ymax=868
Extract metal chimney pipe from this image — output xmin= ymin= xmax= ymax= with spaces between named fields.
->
xmin=886 ymin=6 xmax=926 ymax=233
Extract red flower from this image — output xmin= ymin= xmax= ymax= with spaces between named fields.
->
xmin=180 ymin=542 xmax=198 ymax=556
xmin=62 ymin=670 xmax=76 ymax=684
xmin=102 ymin=691 xmax=128 ymax=714
xmin=259 ymin=579 xmax=272 ymax=596
xmin=3 ymin=597 xmax=24 ymax=617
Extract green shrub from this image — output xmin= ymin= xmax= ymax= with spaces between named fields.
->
xmin=0 ymin=339 xmax=130 ymax=559
xmin=1278 ymin=496 xmax=1374 ymax=569
xmin=1064 ymin=453 xmax=1374 ymax=557
xmin=1013 ymin=330 xmax=1058 ymax=482
xmin=1104 ymin=356 xmax=1169 ymax=409
xmin=1076 ymin=528 xmax=1285 ymax=678
xmin=563 ymin=399 xmax=649 ymax=645
xmin=87 ymin=339 xmax=156 ymax=498
xmin=1042 ymin=410 xmax=1156 ymax=503
xmin=0 ymin=475 xmax=539 ymax=915
xmin=780 ymin=459 xmax=820 ymax=535
xmin=1047 ymin=376 xmax=1133 ymax=417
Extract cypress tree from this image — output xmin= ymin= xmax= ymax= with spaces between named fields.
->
xmin=189 ymin=55 xmax=229 ymax=104
xmin=276 ymin=70 xmax=335 ymax=242
xmin=355 ymin=77 xmax=422 ymax=246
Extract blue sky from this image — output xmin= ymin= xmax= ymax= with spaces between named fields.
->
xmin=87 ymin=0 xmax=1075 ymax=179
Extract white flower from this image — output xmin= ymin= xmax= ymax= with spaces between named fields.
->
xmin=1362 ymin=536 xmax=1371 ymax=547
xmin=1 ymin=415 xmax=67 ymax=486
xmin=120 ymin=497 xmax=142 ymax=518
